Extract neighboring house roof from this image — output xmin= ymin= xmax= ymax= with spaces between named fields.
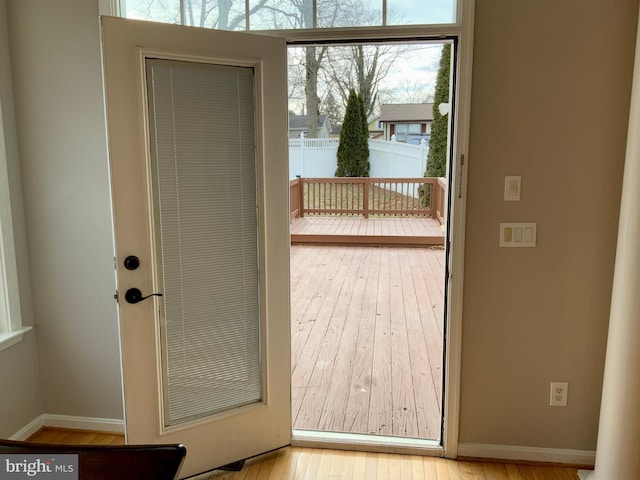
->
xmin=289 ymin=114 xmax=330 ymax=131
xmin=379 ymin=103 xmax=434 ymax=122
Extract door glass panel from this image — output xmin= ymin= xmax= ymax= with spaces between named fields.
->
xmin=183 ymin=0 xmax=247 ymax=30
xmin=249 ymin=0 xmax=313 ymax=30
xmin=248 ymin=0 xmax=383 ymax=30
xmin=121 ymin=0 xmax=457 ymax=29
xmin=122 ymin=0 xmax=181 ymax=24
xmin=316 ymin=0 xmax=382 ymax=28
xmin=387 ymin=0 xmax=456 ymax=25
xmin=146 ymin=59 xmax=262 ymax=427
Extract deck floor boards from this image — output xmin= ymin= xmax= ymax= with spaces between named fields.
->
xmin=291 ymin=245 xmax=445 ymax=440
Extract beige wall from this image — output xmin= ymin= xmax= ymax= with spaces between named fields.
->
xmin=0 ymin=0 xmax=42 ymax=437
xmin=460 ymin=0 xmax=638 ymax=450
xmin=6 ymin=0 xmax=122 ymax=420
xmin=1 ymin=0 xmax=639 ymax=454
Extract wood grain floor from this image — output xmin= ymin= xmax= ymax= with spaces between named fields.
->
xmin=28 ymin=427 xmax=124 ymax=445
xmin=290 ymin=245 xmax=445 ymax=439
xmin=194 ymin=447 xmax=581 ymax=480
xmin=28 ymin=429 xmax=581 ymax=479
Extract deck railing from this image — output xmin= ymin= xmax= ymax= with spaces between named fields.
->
xmin=290 ymin=177 xmax=447 ymax=222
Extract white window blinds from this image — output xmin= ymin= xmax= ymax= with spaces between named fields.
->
xmin=146 ymin=59 xmax=262 ymax=426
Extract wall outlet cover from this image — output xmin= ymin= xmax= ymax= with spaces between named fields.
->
xmin=504 ymin=176 xmax=521 ymax=201
xmin=550 ymin=381 xmax=569 ymax=407
xmin=500 ymin=223 xmax=536 ymax=247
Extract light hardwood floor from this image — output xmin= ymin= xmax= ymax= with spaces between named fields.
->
xmin=27 ymin=427 xmax=124 ymax=445
xmin=291 ymin=245 xmax=444 ymax=439
xmin=28 ymin=429 xmax=581 ymax=480
xmin=194 ymin=448 xmax=581 ymax=480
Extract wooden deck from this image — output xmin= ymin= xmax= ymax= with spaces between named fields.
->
xmin=290 ymin=216 xmax=445 ymax=247
xmin=290 ymin=245 xmax=445 ymax=440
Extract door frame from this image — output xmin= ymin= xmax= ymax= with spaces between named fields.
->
xmin=443 ymin=0 xmax=475 ymax=459
xmin=282 ymin=2 xmax=475 ymax=459
xmin=100 ymin=0 xmax=476 ymax=460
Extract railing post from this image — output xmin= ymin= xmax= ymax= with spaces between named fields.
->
xmin=289 ymin=179 xmax=296 ymax=221
xmin=299 ymin=177 xmax=305 ymax=217
xmin=299 ymin=132 xmax=306 ymax=177
xmin=432 ymin=179 xmax=439 ymax=220
xmin=431 ymin=177 xmax=446 ymax=224
xmin=363 ymin=179 xmax=370 ymax=218
xmin=438 ymin=179 xmax=443 ymax=221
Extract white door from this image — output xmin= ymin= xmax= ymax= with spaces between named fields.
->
xmin=101 ymin=17 xmax=290 ymax=478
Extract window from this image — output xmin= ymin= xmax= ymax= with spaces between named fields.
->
xmin=394 ymin=122 xmax=421 ymax=142
xmin=0 ymin=98 xmax=29 ymax=352
xmin=120 ymin=0 xmax=457 ymax=31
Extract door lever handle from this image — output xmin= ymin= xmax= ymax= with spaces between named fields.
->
xmin=125 ymin=288 xmax=163 ymax=304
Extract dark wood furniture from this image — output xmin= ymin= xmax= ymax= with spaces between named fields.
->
xmin=0 ymin=438 xmax=186 ymax=480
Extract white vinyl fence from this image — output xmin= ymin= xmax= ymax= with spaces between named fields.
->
xmin=289 ymin=137 xmax=429 ymax=180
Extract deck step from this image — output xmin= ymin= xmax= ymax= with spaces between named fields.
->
xmin=291 ymin=233 xmax=443 ymax=247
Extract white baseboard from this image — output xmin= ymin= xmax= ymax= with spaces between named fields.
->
xmin=11 ymin=414 xmax=125 ymax=440
xmin=577 ymin=470 xmax=594 ymax=479
xmin=42 ymin=414 xmax=125 ymax=434
xmin=458 ymin=442 xmax=596 ymax=466
xmin=9 ymin=416 xmax=45 ymax=441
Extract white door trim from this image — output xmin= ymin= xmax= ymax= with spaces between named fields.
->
xmin=286 ymin=2 xmax=477 ymax=458
xmin=443 ymin=0 xmax=475 ymax=459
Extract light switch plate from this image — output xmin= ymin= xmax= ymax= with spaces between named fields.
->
xmin=504 ymin=176 xmax=521 ymax=201
xmin=500 ymin=223 xmax=536 ymax=247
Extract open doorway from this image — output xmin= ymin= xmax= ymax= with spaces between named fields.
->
xmin=288 ymin=40 xmax=453 ymax=445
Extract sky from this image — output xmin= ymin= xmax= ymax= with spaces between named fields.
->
xmin=287 ymin=42 xmax=446 ymax=119
xmin=379 ymin=44 xmax=443 ymax=100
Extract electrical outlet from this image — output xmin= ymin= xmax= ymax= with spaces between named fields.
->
xmin=550 ymin=382 xmax=568 ymax=407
